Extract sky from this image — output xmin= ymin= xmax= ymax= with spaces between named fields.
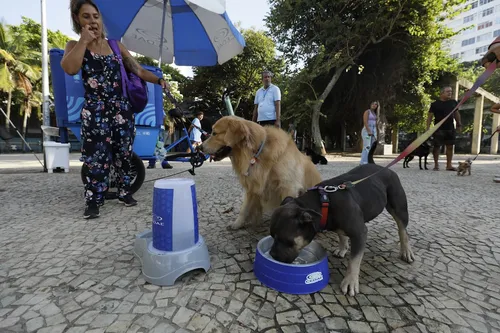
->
xmin=1 ymin=0 xmax=271 ymax=77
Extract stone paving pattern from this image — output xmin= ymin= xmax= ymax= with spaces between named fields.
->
xmin=1 ymin=154 xmax=500 ymax=333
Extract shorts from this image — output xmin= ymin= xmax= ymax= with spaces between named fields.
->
xmin=258 ymin=120 xmax=276 ymax=127
xmin=433 ymin=129 xmax=455 ymax=146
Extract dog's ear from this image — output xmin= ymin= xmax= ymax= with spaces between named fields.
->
xmin=300 ymin=208 xmax=323 ymax=231
xmin=224 ymin=120 xmax=250 ymax=147
xmin=300 ymin=208 xmax=322 ymax=223
xmin=280 ymin=196 xmax=295 ymax=206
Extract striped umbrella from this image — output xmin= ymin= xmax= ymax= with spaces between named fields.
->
xmin=93 ymin=0 xmax=245 ymax=66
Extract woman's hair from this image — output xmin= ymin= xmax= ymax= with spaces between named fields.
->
xmin=70 ymin=0 xmax=102 ymax=35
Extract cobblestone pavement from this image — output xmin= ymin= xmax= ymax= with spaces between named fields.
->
xmin=1 ymin=153 xmax=500 ymax=333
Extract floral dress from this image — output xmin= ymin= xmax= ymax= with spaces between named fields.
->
xmin=80 ymin=46 xmax=135 ymax=206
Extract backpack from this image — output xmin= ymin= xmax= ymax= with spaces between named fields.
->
xmin=108 ymin=39 xmax=148 ymax=114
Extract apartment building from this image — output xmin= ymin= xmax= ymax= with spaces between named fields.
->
xmin=444 ymin=0 xmax=500 ymax=62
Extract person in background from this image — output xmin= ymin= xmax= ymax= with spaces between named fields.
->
xmin=360 ymin=101 xmax=379 ymax=165
xmin=426 ymin=86 xmax=462 ymax=171
xmin=252 ymin=70 xmax=281 ymax=128
xmin=148 ymin=111 xmax=173 ymax=169
xmin=61 ymin=0 xmax=170 ymax=219
xmin=187 ymin=111 xmax=206 ymax=153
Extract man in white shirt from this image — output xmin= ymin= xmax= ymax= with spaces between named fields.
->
xmin=252 ymin=70 xmax=281 ymax=128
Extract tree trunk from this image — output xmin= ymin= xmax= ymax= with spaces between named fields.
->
xmin=376 ymin=102 xmax=388 ymax=144
xmin=392 ymin=125 xmax=399 ymax=154
xmin=311 ymin=65 xmax=347 ymax=155
xmin=22 ymin=104 xmax=30 ymax=151
xmin=5 ymin=90 xmax=12 ymax=130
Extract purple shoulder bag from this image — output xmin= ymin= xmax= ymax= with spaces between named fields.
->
xmin=108 ymin=39 xmax=148 ymax=114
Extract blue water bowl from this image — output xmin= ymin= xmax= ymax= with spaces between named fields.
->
xmin=254 ymin=236 xmax=329 ymax=295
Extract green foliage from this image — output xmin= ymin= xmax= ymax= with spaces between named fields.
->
xmin=265 ymin=0 xmax=468 ymax=147
xmin=183 ymin=28 xmax=285 ymax=118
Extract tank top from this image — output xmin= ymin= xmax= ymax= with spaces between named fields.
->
xmin=367 ymin=110 xmax=377 ymax=126
xmin=81 ymin=47 xmax=124 ymax=104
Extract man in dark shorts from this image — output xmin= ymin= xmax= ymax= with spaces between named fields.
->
xmin=426 ymin=86 xmax=462 ymax=171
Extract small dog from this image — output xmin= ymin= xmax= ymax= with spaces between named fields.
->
xmin=269 ymin=141 xmax=414 ymax=296
xmin=304 ymin=147 xmax=328 ymax=165
xmin=402 ymin=139 xmax=432 ymax=170
xmin=457 ymin=158 xmax=472 ymax=176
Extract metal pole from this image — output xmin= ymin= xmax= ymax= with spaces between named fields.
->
xmin=158 ymin=0 xmax=168 ymax=64
xmin=41 ymin=0 xmax=50 ymax=172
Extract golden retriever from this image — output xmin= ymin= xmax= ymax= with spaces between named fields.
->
xmin=200 ymin=116 xmax=322 ymax=229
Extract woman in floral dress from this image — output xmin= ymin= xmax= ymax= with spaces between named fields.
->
xmin=61 ymin=0 xmax=170 ymax=219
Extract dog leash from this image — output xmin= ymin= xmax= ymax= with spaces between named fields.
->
xmin=345 ymin=61 xmax=498 ymax=187
xmin=469 ymin=128 xmax=500 ymax=163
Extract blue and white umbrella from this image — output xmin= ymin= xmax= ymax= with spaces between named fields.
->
xmin=93 ymin=0 xmax=246 ymax=66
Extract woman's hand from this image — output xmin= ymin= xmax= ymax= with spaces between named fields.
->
xmin=159 ymin=79 xmax=170 ymax=90
xmin=80 ymin=25 xmax=97 ymax=45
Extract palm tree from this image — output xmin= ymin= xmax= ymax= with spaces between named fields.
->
xmin=0 ymin=22 xmax=41 ymax=130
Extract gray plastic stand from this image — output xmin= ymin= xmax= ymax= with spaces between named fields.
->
xmin=133 ymin=230 xmax=211 ymax=286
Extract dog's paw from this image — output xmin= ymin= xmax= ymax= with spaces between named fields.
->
xmin=400 ymin=247 xmax=415 ymax=263
xmin=340 ymin=274 xmax=359 ymax=297
xmin=227 ymin=222 xmax=244 ymax=230
xmin=333 ymin=248 xmax=348 ymax=258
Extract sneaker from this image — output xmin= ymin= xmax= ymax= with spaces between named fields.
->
xmin=147 ymin=164 xmax=156 ymax=169
xmin=118 ymin=195 xmax=138 ymax=207
xmin=83 ymin=204 xmax=100 ymax=219
xmin=162 ymin=161 xmax=173 ymax=169
xmin=494 ymin=175 xmax=500 ymax=183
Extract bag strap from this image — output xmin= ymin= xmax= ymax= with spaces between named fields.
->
xmin=108 ymin=39 xmax=128 ymax=99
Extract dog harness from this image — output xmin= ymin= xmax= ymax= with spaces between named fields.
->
xmin=308 ymin=183 xmax=352 ymax=230
xmin=244 ymin=137 xmax=266 ymax=176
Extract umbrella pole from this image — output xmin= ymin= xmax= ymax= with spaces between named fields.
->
xmin=158 ymin=0 xmax=168 ymax=64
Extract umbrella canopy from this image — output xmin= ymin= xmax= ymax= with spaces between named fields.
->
xmin=93 ymin=0 xmax=246 ymax=66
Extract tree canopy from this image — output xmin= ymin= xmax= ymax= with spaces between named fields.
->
xmin=182 ymin=27 xmax=284 ymax=119
xmin=266 ymin=0 xmax=467 ymax=153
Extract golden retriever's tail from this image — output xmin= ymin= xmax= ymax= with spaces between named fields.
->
xmin=368 ymin=140 xmax=378 ymax=164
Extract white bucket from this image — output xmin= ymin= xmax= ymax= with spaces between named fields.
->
xmin=43 ymin=141 xmax=70 ymax=173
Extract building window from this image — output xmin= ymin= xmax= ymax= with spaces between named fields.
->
xmin=478 ymin=21 xmax=493 ymax=30
xmin=477 ymin=32 xmax=492 ymax=42
xmin=476 ymin=45 xmax=489 ymax=54
xmin=482 ymin=7 xmax=494 ymax=16
xmin=494 ymin=29 xmax=500 ymax=37
xmin=480 ymin=0 xmax=493 ymax=5
xmin=462 ymin=37 xmax=476 ymax=46
xmin=471 ymin=1 xmax=478 ymax=9
xmin=464 ymin=14 xmax=475 ymax=23
xmin=451 ymin=53 xmax=460 ymax=59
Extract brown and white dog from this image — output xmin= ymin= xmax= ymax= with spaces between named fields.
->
xmin=457 ymin=158 xmax=472 ymax=176
xmin=199 ymin=116 xmax=322 ymax=230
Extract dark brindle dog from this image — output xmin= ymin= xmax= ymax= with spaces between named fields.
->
xmin=402 ymin=139 xmax=432 ymax=170
xmin=269 ymin=141 xmax=415 ymax=296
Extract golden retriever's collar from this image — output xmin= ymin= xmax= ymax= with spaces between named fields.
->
xmin=244 ymin=136 xmax=267 ymax=176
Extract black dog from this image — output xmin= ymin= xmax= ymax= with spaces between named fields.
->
xmin=402 ymin=139 xmax=431 ymax=170
xmin=269 ymin=141 xmax=414 ymax=296
xmin=304 ymin=147 xmax=328 ymax=165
